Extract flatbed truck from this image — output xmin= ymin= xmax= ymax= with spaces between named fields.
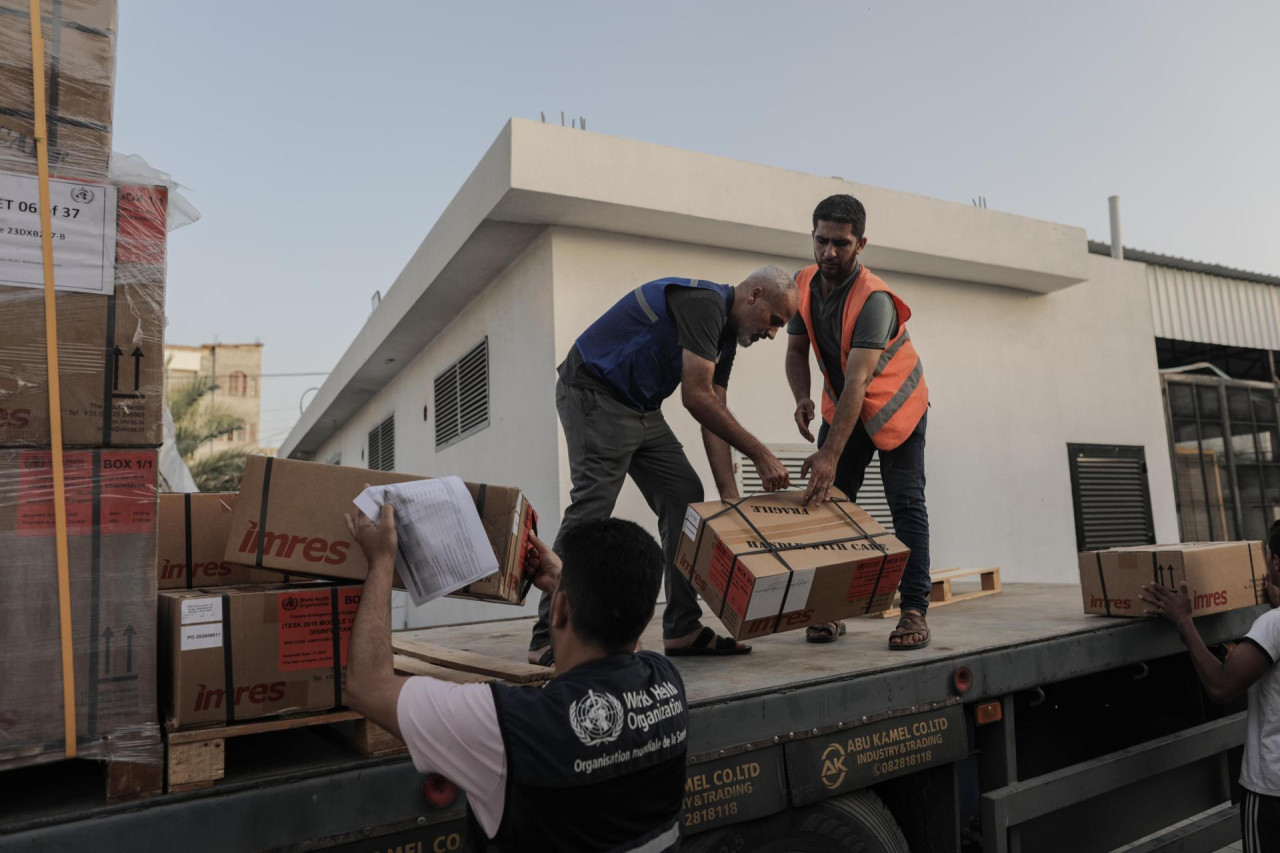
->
xmin=0 ymin=584 xmax=1260 ymax=852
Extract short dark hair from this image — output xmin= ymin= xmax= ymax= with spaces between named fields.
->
xmin=812 ymin=194 xmax=867 ymax=238
xmin=557 ymin=519 xmax=664 ymax=652
xmin=1269 ymin=520 xmax=1280 ymax=560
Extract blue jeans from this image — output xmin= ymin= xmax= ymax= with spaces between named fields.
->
xmin=817 ymin=411 xmax=931 ymax=615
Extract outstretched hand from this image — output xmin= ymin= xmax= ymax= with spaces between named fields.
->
xmin=1140 ymin=581 xmax=1193 ymax=624
xmin=523 ymin=533 xmax=562 ymax=595
xmin=345 ymin=500 xmax=397 ymax=568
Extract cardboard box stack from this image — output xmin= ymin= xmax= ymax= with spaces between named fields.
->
xmin=0 ymin=0 xmax=166 ymax=774
xmin=224 ymin=455 xmax=537 ymax=604
xmin=156 ymin=492 xmax=303 ymax=590
xmin=159 ymin=583 xmax=362 ymax=727
xmin=1079 ymin=541 xmax=1268 ymax=618
xmin=676 ymin=491 xmax=910 ymax=641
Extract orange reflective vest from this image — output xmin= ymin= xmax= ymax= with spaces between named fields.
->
xmin=795 ymin=264 xmax=928 ymax=451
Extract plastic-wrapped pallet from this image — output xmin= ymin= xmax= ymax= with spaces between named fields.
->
xmin=0 ymin=0 xmax=117 ymax=182
xmin=0 ymin=447 xmax=160 ymax=771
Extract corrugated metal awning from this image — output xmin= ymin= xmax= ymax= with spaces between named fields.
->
xmin=1147 ymin=264 xmax=1280 ymax=350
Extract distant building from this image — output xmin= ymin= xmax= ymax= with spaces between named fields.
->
xmin=165 ymin=342 xmax=264 ymax=457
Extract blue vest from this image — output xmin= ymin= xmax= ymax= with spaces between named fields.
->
xmin=481 ymin=652 xmax=688 ymax=852
xmin=576 ymin=278 xmax=735 ymax=411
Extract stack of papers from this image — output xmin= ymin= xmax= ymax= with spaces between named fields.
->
xmin=354 ymin=477 xmax=498 ymax=606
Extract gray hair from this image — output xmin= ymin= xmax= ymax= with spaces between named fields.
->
xmin=741 ymin=265 xmax=796 ymax=301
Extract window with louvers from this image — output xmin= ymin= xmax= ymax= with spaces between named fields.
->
xmin=367 ymin=415 xmax=395 ymax=472
xmin=1067 ymin=444 xmax=1155 ymax=551
xmin=434 ymin=339 xmax=489 ymax=450
xmin=735 ymin=444 xmax=894 ymax=532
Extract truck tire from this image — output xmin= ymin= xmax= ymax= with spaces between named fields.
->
xmin=681 ymin=790 xmax=910 ymax=853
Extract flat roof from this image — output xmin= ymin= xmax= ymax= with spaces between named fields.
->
xmin=281 ymin=119 xmax=1090 ymax=458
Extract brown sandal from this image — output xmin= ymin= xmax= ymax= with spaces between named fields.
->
xmin=805 ymin=621 xmax=846 ymax=643
xmin=889 ymin=610 xmax=930 ymax=651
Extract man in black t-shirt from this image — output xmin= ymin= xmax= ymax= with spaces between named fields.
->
xmin=535 ymin=268 xmax=799 ymax=665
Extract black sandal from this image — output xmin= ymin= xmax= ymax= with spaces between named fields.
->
xmin=665 ymin=626 xmax=751 ymax=657
xmin=805 ymin=621 xmax=847 ymax=644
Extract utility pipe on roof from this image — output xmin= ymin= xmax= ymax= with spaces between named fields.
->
xmin=1108 ymin=196 xmax=1123 ymax=259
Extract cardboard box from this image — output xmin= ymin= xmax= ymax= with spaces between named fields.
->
xmin=1079 ymin=541 xmax=1267 ymax=618
xmin=0 ymin=447 xmax=158 ymax=770
xmin=159 ymin=583 xmax=362 ymax=728
xmin=675 ymin=491 xmax=910 ymax=641
xmin=0 ymin=0 xmax=117 ymax=181
xmin=0 ymin=182 xmax=167 ymax=447
xmin=157 ymin=492 xmax=297 ymax=589
xmin=224 ymin=456 xmax=537 ymax=604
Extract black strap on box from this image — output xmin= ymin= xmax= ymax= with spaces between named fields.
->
xmin=1248 ymin=544 xmax=1261 ymax=605
xmin=1096 ymin=552 xmax=1111 ymax=616
xmin=695 ymin=494 xmax=891 ymax=633
xmin=184 ymin=492 xmax=194 ymax=589
xmin=329 ymin=586 xmax=343 ymax=709
xmin=254 ymin=457 xmax=275 ymax=567
xmin=220 ymin=592 xmax=235 ymax=724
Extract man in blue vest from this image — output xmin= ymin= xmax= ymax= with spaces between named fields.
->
xmin=345 ymin=508 xmax=689 ymax=852
xmin=530 ymin=267 xmax=800 ymax=664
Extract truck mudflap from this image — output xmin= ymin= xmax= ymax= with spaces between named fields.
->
xmin=682 ymin=698 xmax=967 ymax=835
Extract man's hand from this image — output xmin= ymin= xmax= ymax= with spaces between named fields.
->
xmin=1141 ymin=581 xmax=1194 ymax=626
xmin=344 ymin=502 xmax=397 ymax=569
xmin=524 ymin=533 xmax=562 ymax=595
xmin=751 ymin=450 xmax=791 ymax=491
xmin=800 ymin=448 xmax=838 ymax=506
xmin=794 ymin=398 xmax=816 ymax=443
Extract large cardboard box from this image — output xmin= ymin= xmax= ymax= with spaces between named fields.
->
xmin=675 ymin=491 xmax=910 ymax=641
xmin=224 ymin=456 xmax=537 ymax=604
xmin=157 ymin=493 xmax=295 ymax=589
xmin=0 ymin=182 xmax=167 ymax=447
xmin=1079 ymin=541 xmax=1267 ymax=618
xmin=0 ymin=447 xmax=159 ymax=770
xmin=159 ymin=583 xmax=361 ymax=728
xmin=0 ymin=0 xmax=116 ymax=181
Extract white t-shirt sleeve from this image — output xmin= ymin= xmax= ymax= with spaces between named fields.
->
xmin=1245 ymin=609 xmax=1280 ymax=664
xmin=396 ymin=677 xmax=507 ymax=838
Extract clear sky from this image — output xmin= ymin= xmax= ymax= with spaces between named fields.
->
xmin=111 ymin=1 xmax=1280 ymax=449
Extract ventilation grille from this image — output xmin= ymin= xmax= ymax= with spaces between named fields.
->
xmin=434 ymin=339 xmax=490 ymax=450
xmin=367 ymin=415 xmax=395 ymax=472
xmin=735 ymin=444 xmax=894 ymax=532
xmin=1068 ymin=444 xmax=1156 ymax=551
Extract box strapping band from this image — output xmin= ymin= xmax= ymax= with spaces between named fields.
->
xmin=184 ymin=493 xmax=194 ymax=589
xmin=698 ymin=494 xmax=892 ymax=632
xmin=1095 ymin=553 xmax=1111 ymax=616
xmin=1248 ymin=545 xmax=1261 ymax=605
xmin=328 ymin=586 xmax=343 ymax=710
xmin=220 ymin=592 xmax=235 ymax=724
xmin=27 ymin=0 xmax=78 ymax=760
xmin=254 ymin=457 xmax=275 ymax=567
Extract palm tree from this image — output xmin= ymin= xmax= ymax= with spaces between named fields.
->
xmin=167 ymin=375 xmax=252 ymax=492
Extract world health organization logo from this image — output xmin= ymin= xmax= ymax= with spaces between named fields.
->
xmin=569 ymin=690 xmax=624 ymax=746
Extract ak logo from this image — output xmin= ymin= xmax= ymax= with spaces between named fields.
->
xmin=569 ymin=689 xmax=625 ymax=747
xmin=820 ymin=741 xmax=848 ymax=790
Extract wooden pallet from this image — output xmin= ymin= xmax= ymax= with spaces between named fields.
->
xmin=871 ymin=567 xmax=1002 ymax=618
xmin=164 ymin=710 xmax=403 ymax=793
xmin=393 ymin=635 xmax=553 ymax=684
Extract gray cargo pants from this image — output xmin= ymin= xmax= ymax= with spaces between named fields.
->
xmin=529 ymin=378 xmax=705 ymax=651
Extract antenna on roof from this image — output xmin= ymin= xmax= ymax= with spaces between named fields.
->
xmin=371 ymin=290 xmax=381 ymax=313
xmin=971 ymin=196 xmax=987 ymax=209
xmin=540 ymin=111 xmax=545 ymax=123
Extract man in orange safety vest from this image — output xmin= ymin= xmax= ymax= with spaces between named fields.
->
xmin=785 ymin=194 xmax=932 ymax=650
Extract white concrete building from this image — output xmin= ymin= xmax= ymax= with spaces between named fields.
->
xmin=282 ymin=119 xmax=1279 ymax=628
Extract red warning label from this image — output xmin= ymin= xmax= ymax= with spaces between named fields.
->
xmin=708 ymin=540 xmax=735 ymax=594
xmin=16 ymin=450 xmax=155 ymax=535
xmin=277 ymin=588 xmax=361 ymax=671
xmin=725 ymin=562 xmax=754 ymax=618
xmin=846 ymin=556 xmax=887 ymax=603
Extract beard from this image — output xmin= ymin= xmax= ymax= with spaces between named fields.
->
xmin=737 ymin=331 xmax=760 ymax=348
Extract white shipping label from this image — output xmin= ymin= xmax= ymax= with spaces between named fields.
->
xmin=744 ymin=569 xmax=816 ymax=621
xmin=682 ymin=506 xmax=701 ymax=541
xmin=180 ymin=597 xmax=222 ymax=625
xmin=180 ymin=624 xmax=224 ymax=651
xmin=0 ymin=170 xmax=118 ymax=295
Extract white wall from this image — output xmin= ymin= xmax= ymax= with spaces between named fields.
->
xmin=548 ymin=228 xmax=1178 ymax=585
xmin=314 ymin=231 xmax=560 ymax=628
